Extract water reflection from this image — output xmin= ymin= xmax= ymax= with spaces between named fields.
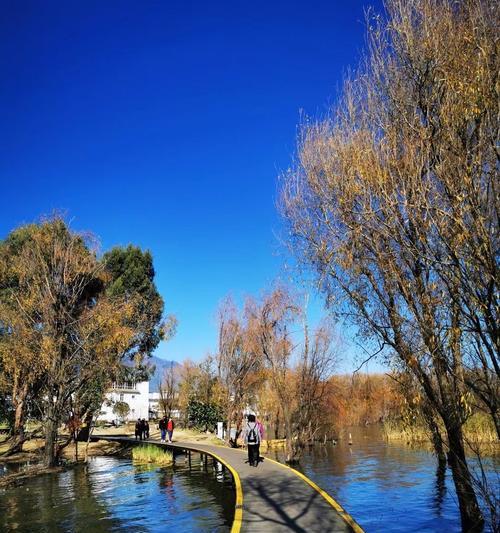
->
xmin=0 ymin=454 xmax=234 ymax=532
xmin=270 ymin=425 xmax=497 ymax=532
xmin=433 ymin=462 xmax=447 ymax=516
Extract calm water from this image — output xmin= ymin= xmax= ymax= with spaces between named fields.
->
xmin=1 ymin=429 xmax=497 ymax=532
xmin=272 ymin=425 xmax=499 ymax=532
xmin=0 ymin=453 xmax=234 ymax=532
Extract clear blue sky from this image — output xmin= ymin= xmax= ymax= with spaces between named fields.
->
xmin=0 ymin=0 xmax=385 ymax=371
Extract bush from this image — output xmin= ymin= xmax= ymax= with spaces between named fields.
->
xmin=112 ymin=401 xmax=130 ymax=422
xmin=187 ymin=400 xmax=222 ymax=431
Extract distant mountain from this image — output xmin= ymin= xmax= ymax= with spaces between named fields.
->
xmin=148 ymin=356 xmax=179 ymax=392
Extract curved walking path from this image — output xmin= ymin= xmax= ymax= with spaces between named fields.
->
xmin=92 ymin=435 xmax=363 ymax=533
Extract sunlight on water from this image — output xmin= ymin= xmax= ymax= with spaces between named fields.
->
xmin=0 ymin=453 xmax=235 ymax=532
xmin=271 ymin=425 xmax=498 ymax=533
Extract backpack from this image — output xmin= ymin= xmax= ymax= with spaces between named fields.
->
xmin=247 ymin=424 xmax=258 ymax=444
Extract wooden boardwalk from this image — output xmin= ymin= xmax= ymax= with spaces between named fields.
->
xmin=92 ymin=435 xmax=363 ymax=533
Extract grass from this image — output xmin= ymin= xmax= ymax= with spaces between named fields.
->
xmin=263 ymin=439 xmax=287 ymax=451
xmin=383 ymin=412 xmax=499 ymax=456
xmin=132 ymin=445 xmax=173 ymax=466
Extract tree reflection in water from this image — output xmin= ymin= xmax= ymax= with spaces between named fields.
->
xmin=0 ymin=455 xmax=234 ymax=532
xmin=270 ymin=425 xmax=496 ymax=532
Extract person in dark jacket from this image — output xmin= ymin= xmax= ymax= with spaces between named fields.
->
xmin=243 ymin=414 xmax=261 ymax=467
xmin=144 ymin=419 xmax=150 ymax=439
xmin=135 ymin=419 xmax=142 ymax=440
xmin=159 ymin=416 xmax=167 ymax=442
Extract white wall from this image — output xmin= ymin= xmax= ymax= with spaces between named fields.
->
xmin=99 ymin=381 xmax=150 ymax=423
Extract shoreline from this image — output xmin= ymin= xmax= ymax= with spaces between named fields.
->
xmin=0 ymin=426 xmax=223 ymax=489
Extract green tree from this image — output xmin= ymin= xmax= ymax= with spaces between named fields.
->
xmin=74 ymin=245 xmax=176 ymax=445
xmin=112 ymin=401 xmax=130 ymax=422
xmin=103 ymin=245 xmax=166 ymax=361
xmin=0 ymin=218 xmax=137 ymax=466
xmin=187 ymin=399 xmax=222 ymax=432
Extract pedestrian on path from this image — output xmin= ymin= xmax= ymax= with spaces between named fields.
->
xmin=135 ymin=419 xmax=142 ymax=440
xmin=256 ymin=418 xmax=264 ymax=440
xmin=167 ymin=417 xmax=174 ymax=443
xmin=159 ymin=416 xmax=167 ymax=442
xmin=244 ymin=414 xmax=261 ymax=467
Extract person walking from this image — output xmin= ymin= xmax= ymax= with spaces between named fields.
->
xmin=135 ymin=419 xmax=142 ymax=440
xmin=159 ymin=416 xmax=167 ymax=442
xmin=145 ymin=419 xmax=150 ymax=439
xmin=244 ymin=414 xmax=261 ymax=467
xmin=256 ymin=418 xmax=264 ymax=441
xmin=167 ymin=417 xmax=174 ymax=443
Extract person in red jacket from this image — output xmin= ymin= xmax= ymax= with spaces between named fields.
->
xmin=167 ymin=417 xmax=175 ymax=443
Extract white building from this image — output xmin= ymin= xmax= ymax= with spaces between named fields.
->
xmin=148 ymin=392 xmax=181 ymax=420
xmin=100 ymin=381 xmax=150 ymax=423
xmin=148 ymin=392 xmax=161 ymax=419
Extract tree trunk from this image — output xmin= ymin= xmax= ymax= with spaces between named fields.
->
xmin=74 ymin=436 xmax=78 ymax=462
xmin=83 ymin=414 xmax=94 ymax=463
xmin=7 ymin=383 xmax=29 ymax=455
xmin=44 ymin=417 xmax=58 ymax=467
xmin=490 ymin=407 xmax=500 ymax=441
xmin=225 ymin=405 xmax=234 ymax=446
xmin=445 ymin=422 xmax=484 ymax=532
xmin=283 ymin=407 xmax=299 ymax=463
xmin=274 ymin=410 xmax=280 ymax=440
xmin=422 ymin=404 xmax=447 ymax=466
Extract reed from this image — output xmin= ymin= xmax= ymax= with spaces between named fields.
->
xmin=383 ymin=413 xmax=499 ymax=455
xmin=263 ymin=439 xmax=286 ymax=450
xmin=132 ymin=445 xmax=173 ymax=466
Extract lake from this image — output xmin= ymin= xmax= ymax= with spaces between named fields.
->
xmin=1 ymin=427 xmax=497 ymax=532
xmin=271 ymin=425 xmax=498 ymax=532
xmin=0 ymin=452 xmax=235 ymax=532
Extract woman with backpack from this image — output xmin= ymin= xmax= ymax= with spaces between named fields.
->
xmin=244 ymin=414 xmax=261 ymax=467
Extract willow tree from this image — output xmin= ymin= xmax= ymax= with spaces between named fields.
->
xmin=216 ymin=296 xmax=262 ymax=445
xmin=249 ymin=288 xmax=336 ymax=462
xmin=281 ymin=0 xmax=497 ymax=529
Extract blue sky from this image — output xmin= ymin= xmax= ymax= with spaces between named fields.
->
xmin=0 ymin=0 xmax=385 ymax=371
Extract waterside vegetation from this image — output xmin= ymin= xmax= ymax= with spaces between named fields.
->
xmin=132 ymin=445 xmax=173 ymax=466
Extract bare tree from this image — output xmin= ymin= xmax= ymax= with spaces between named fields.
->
xmin=159 ymin=363 xmax=178 ymax=418
xmin=251 ymin=288 xmax=299 ymax=462
xmin=295 ymin=317 xmax=337 ymax=448
xmin=281 ymin=1 xmax=497 ymax=528
xmin=216 ymin=296 xmax=261 ymax=445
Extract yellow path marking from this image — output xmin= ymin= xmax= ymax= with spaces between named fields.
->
xmin=187 ymin=447 xmax=243 ymax=533
xmin=264 ymin=456 xmax=364 ymax=533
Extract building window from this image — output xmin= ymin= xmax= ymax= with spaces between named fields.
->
xmin=132 ymin=395 xmax=135 ymax=399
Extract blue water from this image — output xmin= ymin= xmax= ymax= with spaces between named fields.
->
xmin=0 ymin=454 xmax=234 ymax=532
xmin=1 ymin=429 xmax=497 ymax=532
xmin=272 ymin=426 xmax=499 ymax=532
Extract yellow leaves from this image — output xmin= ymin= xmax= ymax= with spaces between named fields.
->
xmin=408 ymin=356 xmax=418 ymax=369
xmin=460 ymin=391 xmax=473 ymax=418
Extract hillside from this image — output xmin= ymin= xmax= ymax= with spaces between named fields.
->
xmin=147 ymin=356 xmax=178 ymax=393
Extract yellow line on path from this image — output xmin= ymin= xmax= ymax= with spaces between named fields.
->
xmin=264 ymin=456 xmax=365 ymax=533
xmin=203 ymin=449 xmax=243 ymax=533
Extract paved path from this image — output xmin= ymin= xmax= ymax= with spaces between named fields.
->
xmin=91 ymin=435 xmax=362 ymax=533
